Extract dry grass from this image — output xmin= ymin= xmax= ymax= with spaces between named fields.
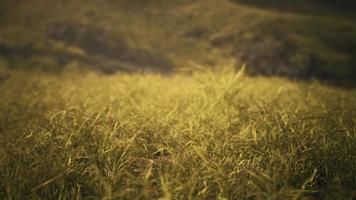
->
xmin=0 ymin=67 xmax=355 ymax=199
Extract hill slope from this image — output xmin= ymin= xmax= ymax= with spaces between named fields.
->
xmin=0 ymin=0 xmax=355 ymax=82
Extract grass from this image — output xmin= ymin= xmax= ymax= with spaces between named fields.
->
xmin=1 ymin=1 xmax=355 ymax=199
xmin=1 ymin=0 xmax=356 ymax=82
xmin=0 ymin=66 xmax=355 ymax=199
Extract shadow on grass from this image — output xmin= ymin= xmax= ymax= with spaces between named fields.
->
xmin=0 ymin=22 xmax=174 ymax=74
xmin=230 ymin=0 xmax=356 ymax=15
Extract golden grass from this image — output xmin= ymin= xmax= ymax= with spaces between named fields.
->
xmin=0 ymin=68 xmax=355 ymax=199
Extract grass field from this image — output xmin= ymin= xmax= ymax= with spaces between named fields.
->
xmin=1 ymin=0 xmax=356 ymax=199
xmin=0 ymin=66 xmax=355 ymax=199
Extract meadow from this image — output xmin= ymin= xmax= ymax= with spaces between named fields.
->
xmin=0 ymin=67 xmax=355 ymax=199
xmin=1 ymin=0 xmax=356 ymax=199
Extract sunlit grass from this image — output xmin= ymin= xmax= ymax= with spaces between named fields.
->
xmin=0 ymin=68 xmax=355 ymax=199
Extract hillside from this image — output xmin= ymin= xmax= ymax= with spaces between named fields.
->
xmin=1 ymin=1 xmax=356 ymax=199
xmin=0 ymin=0 xmax=355 ymax=83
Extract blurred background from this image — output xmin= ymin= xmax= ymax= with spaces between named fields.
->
xmin=0 ymin=0 xmax=355 ymax=85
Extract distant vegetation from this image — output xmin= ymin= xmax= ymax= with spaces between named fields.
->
xmin=232 ymin=0 xmax=356 ymax=12
xmin=0 ymin=0 xmax=355 ymax=84
xmin=1 ymin=1 xmax=356 ymax=199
